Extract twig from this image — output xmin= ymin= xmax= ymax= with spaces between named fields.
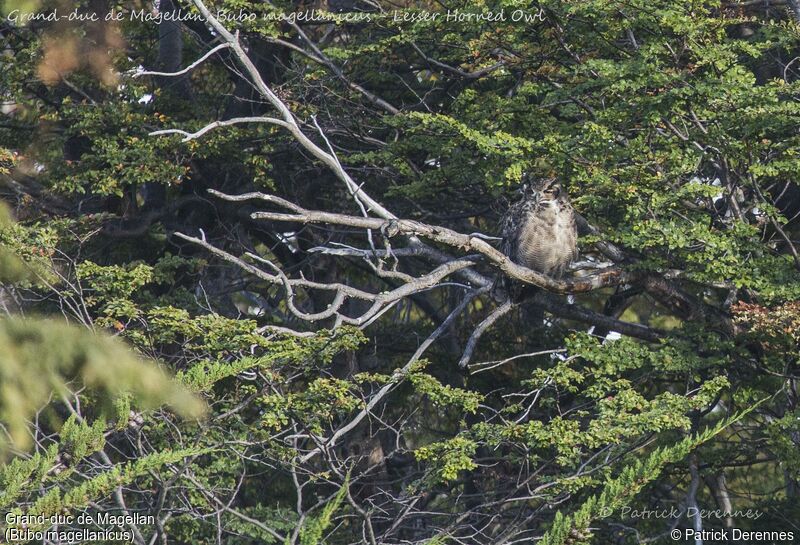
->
xmin=470 ymin=349 xmax=567 ymax=374
xmin=298 ymin=287 xmax=483 ymax=463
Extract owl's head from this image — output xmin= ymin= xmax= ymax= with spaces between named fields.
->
xmin=519 ymin=177 xmax=564 ymax=204
xmin=539 ymin=179 xmax=563 ymax=202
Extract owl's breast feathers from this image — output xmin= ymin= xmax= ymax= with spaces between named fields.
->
xmin=501 ymin=194 xmax=578 ymax=279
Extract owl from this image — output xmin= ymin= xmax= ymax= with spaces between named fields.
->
xmin=500 ymin=178 xmax=578 ymax=296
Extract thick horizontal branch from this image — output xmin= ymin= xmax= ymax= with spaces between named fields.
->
xmin=458 ymin=294 xmax=665 ymax=369
xmin=244 ymin=198 xmax=632 ymax=294
xmin=207 ymin=192 xmax=734 ymax=334
xmin=534 ymin=292 xmax=665 ymax=342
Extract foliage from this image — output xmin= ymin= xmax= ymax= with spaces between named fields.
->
xmin=539 ymin=404 xmax=763 ymax=545
xmin=0 ymin=204 xmax=204 ymax=452
xmin=1 ymin=0 xmax=799 ymax=542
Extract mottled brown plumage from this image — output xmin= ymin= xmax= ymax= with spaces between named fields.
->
xmin=501 ymin=178 xmax=578 ymax=295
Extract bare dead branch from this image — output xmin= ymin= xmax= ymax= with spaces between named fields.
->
xmin=299 ymin=287 xmax=483 ymax=463
xmin=534 ymin=291 xmax=666 ymax=342
xmin=470 ymin=349 xmax=567 ymax=374
xmin=132 ymin=43 xmax=232 ymax=79
xmin=174 ymin=231 xmax=477 ymax=327
xmin=458 ymin=299 xmax=515 ymax=369
xmin=189 ymin=0 xmax=395 ymax=221
xmin=245 ymin=199 xmax=632 ymax=294
xmin=150 ymin=116 xmax=289 ymax=141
